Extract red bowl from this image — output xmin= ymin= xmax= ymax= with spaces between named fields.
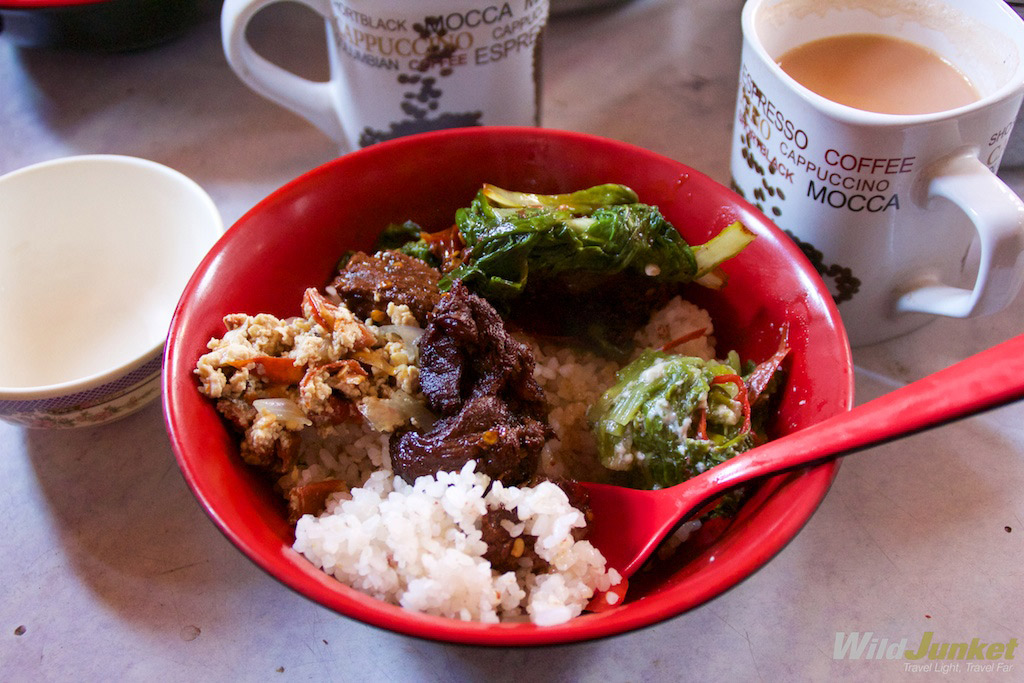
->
xmin=163 ymin=127 xmax=853 ymax=646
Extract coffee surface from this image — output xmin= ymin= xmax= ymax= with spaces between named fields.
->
xmin=777 ymin=33 xmax=980 ymax=115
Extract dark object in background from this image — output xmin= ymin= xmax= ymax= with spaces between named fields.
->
xmin=1004 ymin=1 xmax=1024 ymax=167
xmin=551 ymin=0 xmax=633 ymax=16
xmin=0 ymin=0 xmax=201 ymax=52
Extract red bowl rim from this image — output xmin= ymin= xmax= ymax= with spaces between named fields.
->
xmin=163 ymin=126 xmax=854 ymax=646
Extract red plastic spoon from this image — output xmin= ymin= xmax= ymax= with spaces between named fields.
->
xmin=581 ymin=333 xmax=1024 ymax=580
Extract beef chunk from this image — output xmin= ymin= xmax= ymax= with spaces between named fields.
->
xmin=417 ymin=280 xmax=547 ymax=418
xmin=390 ymin=281 xmax=551 ymax=485
xmin=480 ymin=507 xmax=547 ymax=573
xmin=389 ymin=395 xmax=548 ymax=484
xmin=330 ymin=250 xmax=441 ymax=323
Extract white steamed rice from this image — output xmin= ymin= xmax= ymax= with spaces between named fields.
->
xmin=294 ymin=461 xmax=619 ymax=625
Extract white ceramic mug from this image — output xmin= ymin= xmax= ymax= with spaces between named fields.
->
xmin=731 ymin=0 xmax=1024 ymax=346
xmin=222 ymin=0 xmax=549 ymax=150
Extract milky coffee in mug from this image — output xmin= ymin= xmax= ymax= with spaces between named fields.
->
xmin=222 ymin=0 xmax=549 ymax=150
xmin=731 ymin=0 xmax=1024 ymax=346
xmin=777 ymin=33 xmax=980 ymax=115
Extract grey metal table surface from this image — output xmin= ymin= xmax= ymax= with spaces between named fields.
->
xmin=2 ymin=1 xmax=1022 ymax=680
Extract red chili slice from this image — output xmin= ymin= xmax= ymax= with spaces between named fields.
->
xmin=660 ymin=327 xmax=708 ymax=352
xmin=746 ymin=324 xmax=791 ymax=403
xmin=421 ymin=224 xmax=464 ymax=265
xmin=710 ymin=373 xmax=752 ymax=435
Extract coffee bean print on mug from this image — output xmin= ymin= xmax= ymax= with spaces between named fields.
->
xmin=732 ymin=70 xmax=862 ymax=304
xmin=347 ymin=3 xmax=548 ymax=148
xmin=359 ymin=18 xmax=485 ymax=147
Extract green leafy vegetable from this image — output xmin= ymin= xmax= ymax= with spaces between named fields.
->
xmin=381 ymin=183 xmax=755 ymax=301
xmin=375 ymin=221 xmax=440 ymax=266
xmin=480 ymin=183 xmax=641 ymax=212
xmin=376 ymin=183 xmax=758 ymax=359
xmin=439 ymin=184 xmax=754 ymax=301
xmin=692 ymin=220 xmax=760 ymax=288
xmin=588 ymin=348 xmax=780 ymax=496
xmin=376 ymin=220 xmax=423 ymax=250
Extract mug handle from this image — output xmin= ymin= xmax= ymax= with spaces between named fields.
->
xmin=897 ymin=152 xmax=1024 ymax=317
xmin=221 ymin=0 xmax=344 ymax=142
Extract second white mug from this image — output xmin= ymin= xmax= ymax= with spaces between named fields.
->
xmin=222 ymin=0 xmax=550 ymax=150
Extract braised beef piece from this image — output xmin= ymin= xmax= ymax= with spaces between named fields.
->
xmin=480 ymin=507 xmax=547 ymax=573
xmin=390 ymin=281 xmax=551 ymax=485
xmin=480 ymin=479 xmax=593 ymax=570
xmin=330 ymin=250 xmax=442 ymax=322
xmin=417 ymin=280 xmax=548 ymax=419
xmin=390 ymin=395 xmax=548 ymax=484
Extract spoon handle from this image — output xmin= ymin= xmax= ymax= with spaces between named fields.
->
xmin=692 ymin=333 xmax=1024 ymax=505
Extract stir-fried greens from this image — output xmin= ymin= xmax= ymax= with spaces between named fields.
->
xmin=590 ymin=351 xmax=752 ymax=486
xmin=588 ymin=332 xmax=789 ymax=506
xmin=381 ymin=183 xmax=757 ymax=358
xmin=445 ymin=184 xmax=753 ymax=299
xmin=390 ymin=183 xmax=754 ymax=298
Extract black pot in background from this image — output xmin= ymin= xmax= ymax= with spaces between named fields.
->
xmin=551 ymin=0 xmax=633 ymax=16
xmin=0 ymin=0 xmax=202 ymax=52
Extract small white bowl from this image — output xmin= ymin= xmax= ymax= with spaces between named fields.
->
xmin=0 ymin=155 xmax=223 ymax=428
